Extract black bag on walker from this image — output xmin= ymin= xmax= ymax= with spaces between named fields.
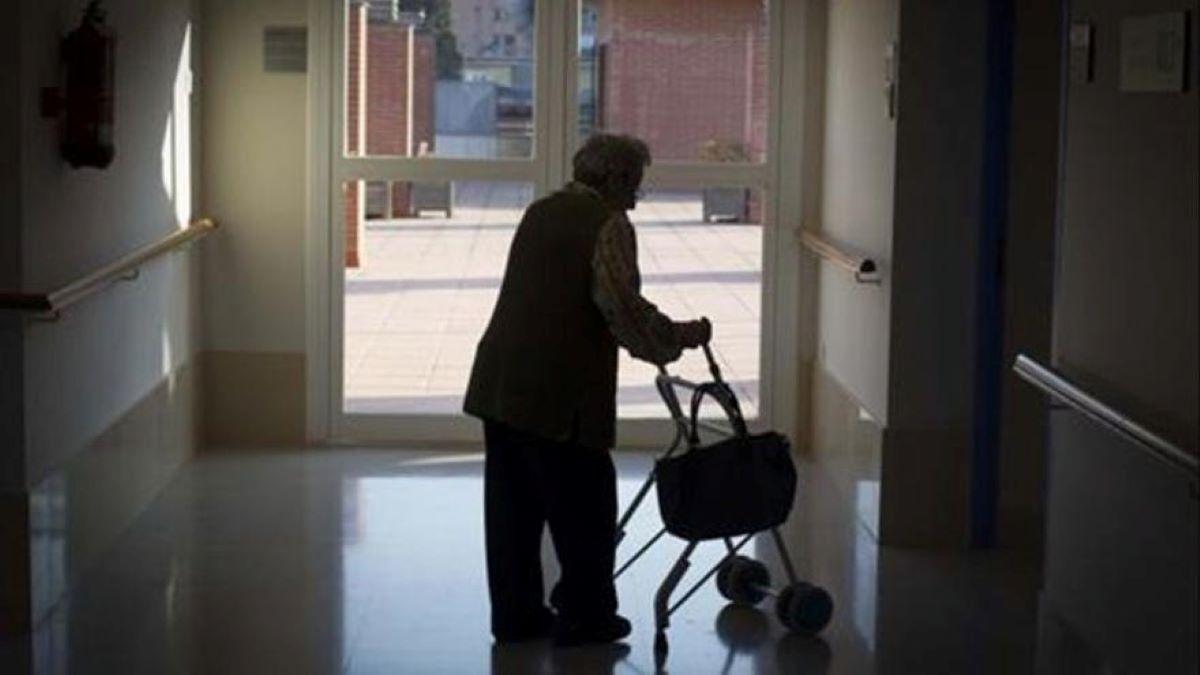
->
xmin=655 ymin=381 xmax=797 ymax=541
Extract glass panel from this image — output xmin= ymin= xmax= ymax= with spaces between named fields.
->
xmin=578 ymin=0 xmax=770 ymax=163
xmin=343 ymin=182 xmax=762 ymax=419
xmin=619 ymin=187 xmax=764 ymax=419
xmin=344 ymin=0 xmax=535 ymax=159
xmin=342 ymin=180 xmax=535 ymax=414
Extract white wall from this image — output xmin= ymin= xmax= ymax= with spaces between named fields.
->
xmin=5 ymin=0 xmax=203 ymax=630
xmin=815 ymin=0 xmax=896 ymax=423
xmin=200 ymin=0 xmax=308 ymax=354
xmin=20 ymin=0 xmax=200 ymax=483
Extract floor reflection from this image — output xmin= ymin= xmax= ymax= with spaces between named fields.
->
xmin=0 ymin=448 xmax=1040 ymax=674
xmin=713 ymin=604 xmax=833 ymax=674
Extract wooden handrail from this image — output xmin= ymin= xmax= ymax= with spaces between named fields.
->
xmin=798 ymin=229 xmax=881 ymax=284
xmin=0 ymin=218 xmax=218 ymax=319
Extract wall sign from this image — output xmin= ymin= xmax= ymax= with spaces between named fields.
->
xmin=264 ymin=26 xmax=308 ymax=74
xmin=1069 ymin=22 xmax=1093 ymax=85
xmin=1119 ymin=12 xmax=1188 ymax=93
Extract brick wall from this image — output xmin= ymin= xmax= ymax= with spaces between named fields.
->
xmin=345 ymin=4 xmax=365 ymax=267
xmin=344 ymin=4 xmax=437 ymax=268
xmin=364 ymin=25 xmax=437 ymax=158
xmin=593 ymin=0 xmax=769 ymax=164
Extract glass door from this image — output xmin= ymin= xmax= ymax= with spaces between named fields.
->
xmin=331 ymin=0 xmax=554 ymax=442
xmin=574 ymin=1 xmax=781 ymax=444
xmin=326 ymin=0 xmax=792 ymax=445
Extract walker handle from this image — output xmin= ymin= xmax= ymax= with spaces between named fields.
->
xmin=702 ymin=343 xmax=723 ymax=384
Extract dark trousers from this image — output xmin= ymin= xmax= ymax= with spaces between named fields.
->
xmin=483 ymin=420 xmax=618 ymax=636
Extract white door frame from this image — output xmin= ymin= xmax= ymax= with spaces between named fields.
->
xmin=306 ymin=0 xmax=809 ymax=447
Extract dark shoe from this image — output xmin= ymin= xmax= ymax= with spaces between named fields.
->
xmin=552 ymin=614 xmax=632 ymax=647
xmin=493 ymin=608 xmax=555 ymax=644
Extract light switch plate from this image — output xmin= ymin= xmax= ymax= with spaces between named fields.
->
xmin=884 ymin=41 xmax=898 ymax=119
xmin=1069 ymin=22 xmax=1093 ymax=84
xmin=1119 ymin=12 xmax=1188 ymax=93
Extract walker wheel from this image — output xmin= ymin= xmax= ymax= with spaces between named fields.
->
xmin=776 ymin=582 xmax=833 ymax=634
xmin=716 ymin=556 xmax=771 ymax=605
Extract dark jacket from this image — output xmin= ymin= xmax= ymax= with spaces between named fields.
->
xmin=463 ymin=186 xmax=619 ymax=449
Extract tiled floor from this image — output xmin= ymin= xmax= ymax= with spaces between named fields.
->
xmin=344 ymin=183 xmax=763 ymax=418
xmin=2 ymin=448 xmax=1040 ymax=674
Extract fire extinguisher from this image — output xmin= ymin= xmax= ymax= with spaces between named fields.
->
xmin=61 ymin=1 xmax=115 ymax=169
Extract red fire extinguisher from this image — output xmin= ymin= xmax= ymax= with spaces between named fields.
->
xmin=61 ymin=1 xmax=115 ymax=169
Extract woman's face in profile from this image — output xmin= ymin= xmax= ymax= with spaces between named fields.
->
xmin=617 ymin=167 xmax=644 ymax=211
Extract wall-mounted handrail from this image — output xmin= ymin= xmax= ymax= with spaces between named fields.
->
xmin=798 ymin=229 xmax=881 ymax=284
xmin=1013 ymin=354 xmax=1198 ymax=484
xmin=0 ymin=218 xmax=218 ymax=320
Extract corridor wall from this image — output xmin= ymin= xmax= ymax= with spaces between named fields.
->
xmin=199 ymin=0 xmax=309 ymax=446
xmin=2 ymin=0 xmax=202 ymax=635
xmin=1039 ymin=2 xmax=1198 ymax=671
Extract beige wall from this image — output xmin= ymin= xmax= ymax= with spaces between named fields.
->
xmin=1040 ymin=2 xmax=1198 ymax=671
xmin=199 ymin=0 xmax=309 ymax=445
xmin=200 ymin=0 xmax=307 ymax=354
xmin=996 ymin=1 xmax=1060 ymax=550
xmin=5 ymin=0 xmax=203 ymax=632
xmin=808 ymin=0 xmax=994 ymax=547
xmin=887 ymin=2 xmax=989 ymax=431
xmin=881 ymin=0 xmax=992 ymax=548
xmin=1053 ymin=5 xmax=1199 ymax=451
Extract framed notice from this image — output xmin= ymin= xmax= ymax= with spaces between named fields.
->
xmin=1119 ymin=12 xmax=1188 ymax=93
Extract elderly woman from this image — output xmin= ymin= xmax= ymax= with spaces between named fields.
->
xmin=464 ymin=133 xmax=710 ymax=646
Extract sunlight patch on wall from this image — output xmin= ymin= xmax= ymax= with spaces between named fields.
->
xmin=160 ymin=111 xmax=174 ymax=203
xmin=161 ymin=24 xmax=193 ymax=229
xmin=162 ymin=324 xmax=175 ymax=384
xmin=173 ymin=25 xmax=193 ymax=228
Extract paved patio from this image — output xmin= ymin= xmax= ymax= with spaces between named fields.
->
xmin=344 ymin=181 xmax=762 ymax=418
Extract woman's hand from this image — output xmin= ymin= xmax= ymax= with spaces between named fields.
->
xmin=677 ymin=317 xmax=712 ymax=348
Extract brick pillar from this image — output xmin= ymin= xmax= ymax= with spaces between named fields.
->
xmin=747 ymin=190 xmax=763 ymax=224
xmin=344 ymin=182 xmax=362 ymax=268
xmin=391 ymin=182 xmax=413 ymax=218
xmin=365 ymin=29 xmax=436 ymax=219
xmin=345 ymin=15 xmax=438 ymax=251
xmin=344 ymin=3 xmax=366 ymax=268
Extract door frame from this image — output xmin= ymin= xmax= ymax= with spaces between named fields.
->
xmin=306 ymin=0 xmax=812 ymax=447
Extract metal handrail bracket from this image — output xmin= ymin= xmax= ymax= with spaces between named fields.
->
xmin=1013 ymin=354 xmax=1198 ymax=484
xmin=0 ymin=218 xmax=218 ymax=320
xmin=798 ymin=229 xmax=881 ymax=284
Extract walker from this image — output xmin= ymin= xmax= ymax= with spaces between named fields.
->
xmin=613 ymin=344 xmax=834 ymax=666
